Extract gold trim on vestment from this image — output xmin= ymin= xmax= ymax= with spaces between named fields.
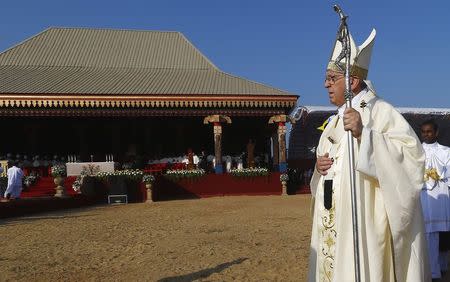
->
xmin=320 ymin=193 xmax=336 ymax=281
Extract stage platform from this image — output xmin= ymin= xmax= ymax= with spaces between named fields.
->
xmin=0 ymin=173 xmax=310 ymax=218
xmin=154 ymin=173 xmax=310 ymax=201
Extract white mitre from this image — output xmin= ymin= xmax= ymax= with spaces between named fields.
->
xmin=327 ymin=29 xmax=376 ymax=83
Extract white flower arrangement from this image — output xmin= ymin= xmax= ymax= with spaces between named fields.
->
xmin=51 ymin=164 xmax=66 ymax=177
xmin=23 ymin=175 xmax=38 ymax=187
xmin=96 ymin=169 xmax=144 ymax=181
xmin=280 ymin=173 xmax=289 ymax=182
xmin=229 ymin=167 xmax=269 ymax=177
xmin=142 ymin=174 xmax=155 ymax=184
xmin=72 ymin=165 xmax=101 ymax=192
xmin=164 ymin=169 xmax=206 ymax=181
xmin=72 ymin=177 xmax=82 ymax=192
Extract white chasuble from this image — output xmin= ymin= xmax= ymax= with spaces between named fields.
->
xmin=308 ymin=90 xmax=430 ymax=282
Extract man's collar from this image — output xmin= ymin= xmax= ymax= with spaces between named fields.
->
xmin=423 ymin=142 xmax=438 ymax=148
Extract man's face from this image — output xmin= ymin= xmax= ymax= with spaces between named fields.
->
xmin=421 ymin=124 xmax=438 ymax=144
xmin=324 ymin=70 xmax=346 ymax=106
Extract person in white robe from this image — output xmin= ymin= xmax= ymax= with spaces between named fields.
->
xmin=308 ymin=28 xmax=430 ymax=281
xmin=4 ymin=162 xmax=24 ymax=199
xmin=193 ymin=154 xmax=200 ymax=166
xmin=225 ymin=155 xmax=232 ymax=172
xmin=236 ymin=153 xmax=244 ymax=170
xmin=419 ymin=119 xmax=450 ymax=279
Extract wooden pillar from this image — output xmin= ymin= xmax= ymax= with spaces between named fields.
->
xmin=272 ymin=133 xmax=279 ymax=171
xmin=204 ymin=115 xmax=231 ymax=174
xmin=268 ymin=115 xmax=295 ymax=173
xmin=278 ymin=122 xmax=287 ymax=173
xmin=213 ymin=122 xmax=223 ymax=174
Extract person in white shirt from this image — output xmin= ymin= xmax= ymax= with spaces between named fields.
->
xmin=420 ymin=119 xmax=450 ymax=279
xmin=4 ymin=161 xmax=24 ymax=200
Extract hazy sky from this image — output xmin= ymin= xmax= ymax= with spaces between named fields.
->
xmin=1 ymin=0 xmax=449 ymax=108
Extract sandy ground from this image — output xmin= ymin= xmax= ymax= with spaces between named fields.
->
xmin=0 ymin=195 xmax=312 ymax=282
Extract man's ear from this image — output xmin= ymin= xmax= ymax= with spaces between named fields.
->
xmin=350 ymin=77 xmax=362 ymax=92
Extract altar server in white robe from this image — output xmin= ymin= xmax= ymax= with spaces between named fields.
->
xmin=420 ymin=119 xmax=450 ymax=279
xmin=4 ymin=161 xmax=24 ymax=199
xmin=308 ymin=28 xmax=430 ymax=281
xmin=225 ymin=155 xmax=232 ymax=172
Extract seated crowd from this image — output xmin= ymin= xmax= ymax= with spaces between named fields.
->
xmin=143 ymin=152 xmax=271 ymax=173
xmin=0 ymin=151 xmax=272 ymax=176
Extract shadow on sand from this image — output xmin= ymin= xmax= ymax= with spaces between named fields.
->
xmin=157 ymin=257 xmax=248 ymax=282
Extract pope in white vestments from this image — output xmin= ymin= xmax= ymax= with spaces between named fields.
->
xmin=419 ymin=120 xmax=450 ymax=279
xmin=308 ymin=28 xmax=430 ymax=281
xmin=4 ymin=164 xmax=24 ymax=199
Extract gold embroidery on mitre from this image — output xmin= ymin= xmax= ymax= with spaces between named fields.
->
xmin=327 ymin=61 xmax=369 ymax=80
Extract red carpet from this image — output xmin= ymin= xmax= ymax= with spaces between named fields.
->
xmin=21 ymin=176 xmax=78 ymax=198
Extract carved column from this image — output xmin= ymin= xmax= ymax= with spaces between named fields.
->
xmin=268 ymin=115 xmax=295 ymax=173
xmin=278 ymin=122 xmax=287 ymax=173
xmin=272 ymin=133 xmax=279 ymax=171
xmin=204 ymin=115 xmax=232 ymax=174
xmin=213 ymin=123 xmax=223 ymax=174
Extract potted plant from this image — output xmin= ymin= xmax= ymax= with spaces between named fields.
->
xmin=51 ymin=164 xmax=67 ymax=197
xmin=142 ymin=174 xmax=155 ymax=203
xmin=280 ymin=173 xmax=289 ymax=196
xmin=23 ymin=174 xmax=38 ymax=190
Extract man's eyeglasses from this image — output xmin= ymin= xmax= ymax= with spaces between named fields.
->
xmin=324 ymin=75 xmax=344 ymax=84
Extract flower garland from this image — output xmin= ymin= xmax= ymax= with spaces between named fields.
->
xmin=72 ymin=169 xmax=145 ymax=192
xmin=164 ymin=169 xmax=206 ymax=181
xmin=229 ymin=167 xmax=269 ymax=177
